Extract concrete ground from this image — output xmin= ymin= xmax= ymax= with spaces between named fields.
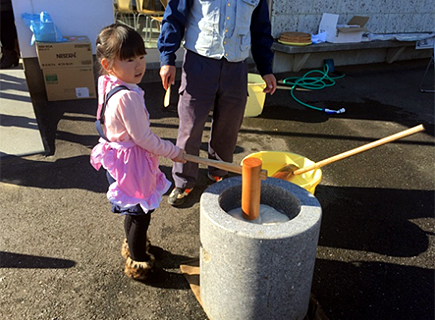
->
xmin=0 ymin=58 xmax=434 ymax=320
xmin=0 ymin=64 xmax=45 ymax=158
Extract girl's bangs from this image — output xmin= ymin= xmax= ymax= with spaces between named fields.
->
xmin=119 ymin=31 xmax=147 ymax=60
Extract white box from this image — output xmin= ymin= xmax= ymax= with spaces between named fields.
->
xmin=319 ymin=13 xmax=369 ymax=43
xmin=416 ymin=37 xmax=435 ymax=50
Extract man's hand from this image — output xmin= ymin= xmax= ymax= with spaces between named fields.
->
xmin=160 ymin=65 xmax=176 ymax=90
xmin=262 ymin=74 xmax=277 ymax=95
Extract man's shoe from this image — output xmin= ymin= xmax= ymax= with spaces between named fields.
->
xmin=207 ymin=172 xmax=224 ymax=182
xmin=0 ymin=50 xmax=19 ymax=69
xmin=168 ymin=187 xmax=193 ymax=206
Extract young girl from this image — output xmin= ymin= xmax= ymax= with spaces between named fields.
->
xmin=90 ymin=23 xmax=185 ymax=281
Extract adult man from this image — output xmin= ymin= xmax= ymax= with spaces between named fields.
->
xmin=158 ymin=0 xmax=277 ymax=206
xmin=1 ymin=0 xmax=20 ymax=69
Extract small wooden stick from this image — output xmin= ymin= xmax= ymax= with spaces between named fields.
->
xmin=241 ymin=157 xmax=262 ymax=220
xmin=275 ymin=85 xmax=311 ymax=91
xmin=249 ymin=82 xmax=310 ymax=91
xmin=164 ymin=85 xmax=171 ymax=107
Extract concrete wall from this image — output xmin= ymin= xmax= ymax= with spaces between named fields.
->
xmin=269 ymin=0 xmax=434 ymax=73
xmin=270 ymin=0 xmax=435 ymax=39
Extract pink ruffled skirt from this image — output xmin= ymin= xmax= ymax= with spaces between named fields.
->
xmin=90 ymin=139 xmax=171 ymax=213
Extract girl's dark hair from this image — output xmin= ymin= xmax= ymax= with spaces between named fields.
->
xmin=96 ymin=23 xmax=147 ymax=74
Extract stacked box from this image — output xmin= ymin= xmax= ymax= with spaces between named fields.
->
xmin=318 ymin=14 xmax=369 ymax=43
xmin=36 ymin=36 xmax=96 ymax=101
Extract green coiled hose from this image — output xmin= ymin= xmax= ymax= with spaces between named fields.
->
xmin=282 ymin=64 xmax=346 ymax=114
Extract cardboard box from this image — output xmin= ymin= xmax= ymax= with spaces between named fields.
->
xmin=43 ymin=67 xmax=96 ymax=101
xmin=416 ymin=37 xmax=435 ymax=50
xmin=36 ymin=36 xmax=93 ymax=69
xmin=319 ymin=13 xmax=369 ymax=43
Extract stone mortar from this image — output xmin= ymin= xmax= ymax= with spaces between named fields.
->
xmin=200 ymin=176 xmax=322 ymax=320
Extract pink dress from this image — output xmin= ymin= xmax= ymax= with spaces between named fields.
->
xmin=90 ymin=75 xmax=180 ymax=213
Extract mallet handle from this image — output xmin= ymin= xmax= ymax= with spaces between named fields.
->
xmin=183 ymin=154 xmax=268 ymax=180
xmin=293 ymin=124 xmax=425 ymax=175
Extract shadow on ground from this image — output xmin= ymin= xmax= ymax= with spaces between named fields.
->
xmin=0 ymin=251 xmax=76 ymax=269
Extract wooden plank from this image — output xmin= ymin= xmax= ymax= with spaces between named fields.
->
xmin=272 ymin=40 xmax=415 ymax=55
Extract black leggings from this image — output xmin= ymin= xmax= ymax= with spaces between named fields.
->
xmin=124 ymin=213 xmax=152 ymax=262
xmin=106 ymin=171 xmax=153 ymax=262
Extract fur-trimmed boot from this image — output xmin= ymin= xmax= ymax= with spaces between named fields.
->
xmin=121 ymin=237 xmax=151 ymax=260
xmin=121 ymin=239 xmax=130 ymax=259
xmin=124 ymin=255 xmax=155 ymax=280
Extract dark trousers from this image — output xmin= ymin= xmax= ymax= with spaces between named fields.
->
xmin=106 ymin=171 xmax=152 ymax=262
xmin=0 ymin=9 xmax=17 ymax=51
xmin=172 ymin=49 xmax=248 ymax=189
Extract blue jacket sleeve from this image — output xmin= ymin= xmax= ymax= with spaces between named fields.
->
xmin=250 ymin=0 xmax=274 ymax=76
xmin=157 ymin=0 xmax=192 ymax=66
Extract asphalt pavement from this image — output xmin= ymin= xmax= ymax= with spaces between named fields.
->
xmin=1 ymin=58 xmax=434 ymax=320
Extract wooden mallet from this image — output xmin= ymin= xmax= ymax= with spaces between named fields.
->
xmin=183 ymin=154 xmax=265 ymax=220
xmin=241 ymin=157 xmax=262 ymax=220
xmin=272 ymin=124 xmax=425 ymax=181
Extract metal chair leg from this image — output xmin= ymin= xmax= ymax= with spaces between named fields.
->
xmin=419 ymin=55 xmax=434 ymax=93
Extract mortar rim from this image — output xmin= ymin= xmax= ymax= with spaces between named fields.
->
xmin=200 ymin=177 xmax=322 ymax=239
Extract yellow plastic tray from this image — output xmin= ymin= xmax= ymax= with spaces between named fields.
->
xmin=243 ymin=151 xmax=322 ymax=194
